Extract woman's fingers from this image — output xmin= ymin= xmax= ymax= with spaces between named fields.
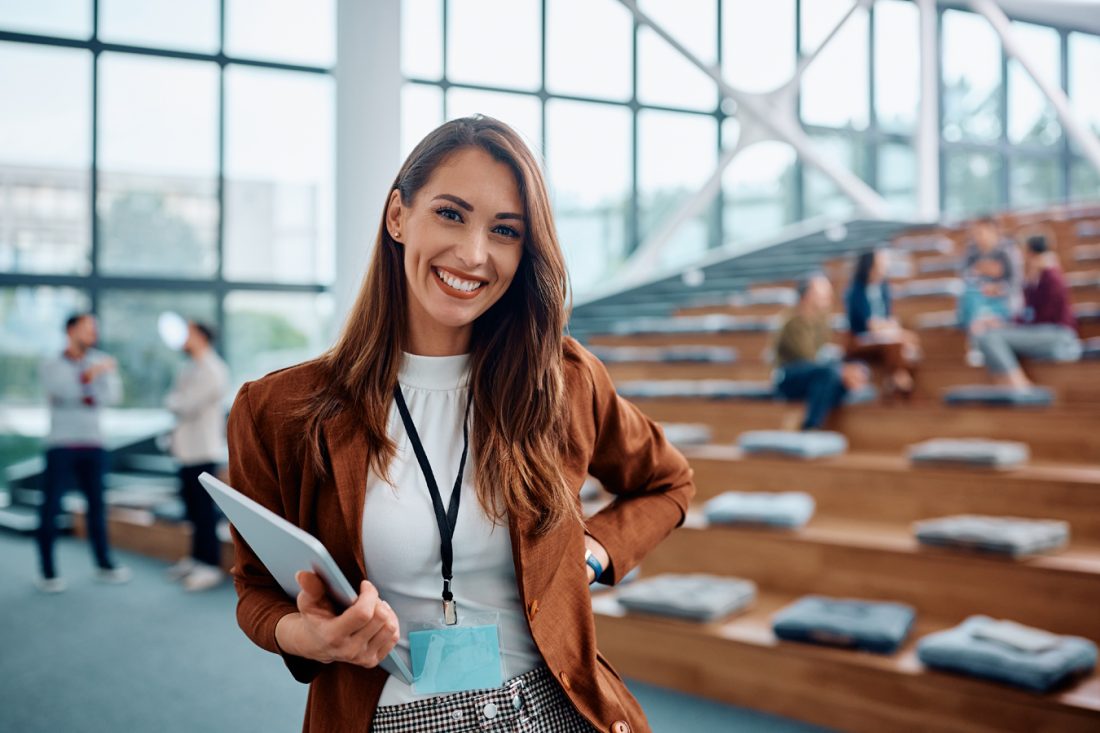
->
xmin=295 ymin=571 xmax=335 ymax=617
xmin=351 ymin=602 xmax=401 ymax=668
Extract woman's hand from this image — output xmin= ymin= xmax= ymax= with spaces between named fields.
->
xmin=584 ymin=534 xmax=611 ymax=584
xmin=275 ymin=572 xmax=400 ymax=669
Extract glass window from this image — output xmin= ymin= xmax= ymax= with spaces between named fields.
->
xmin=803 ymin=134 xmax=868 ymax=220
xmin=0 ymin=43 xmax=91 ymax=275
xmin=0 ymin=0 xmax=91 ymax=39
xmin=800 ymin=0 xmax=869 ymax=130
xmin=447 ymin=0 xmax=540 ymax=91
xmin=402 ymin=83 xmax=445 ymax=160
xmin=942 ymin=9 xmax=1002 ymax=143
xmin=225 ymin=0 xmax=335 ymax=67
xmin=546 ymin=0 xmax=632 ymax=101
xmin=638 ymin=0 xmax=717 ymax=112
xmin=0 ymin=286 xmax=90 ymax=405
xmin=723 ymin=0 xmax=795 ymax=94
xmin=402 ymin=0 xmax=443 ymax=80
xmin=874 ymin=0 xmax=919 ymax=134
xmin=224 ymin=291 xmax=334 ymax=388
xmin=97 ymin=53 xmax=219 ymax=279
xmin=1070 ymin=158 xmax=1100 ymax=202
xmin=1008 ymin=22 xmax=1061 ymax=147
xmin=546 ymin=100 xmax=632 ymax=295
xmin=224 ymin=66 xmax=335 ymax=285
xmin=1069 ymin=33 xmax=1100 ymax=140
xmin=1010 ymin=156 xmax=1061 ymax=208
xmin=878 ymin=142 xmax=917 ymax=215
xmin=944 ymin=150 xmax=1002 ymax=217
xmin=98 ymin=290 xmax=218 ymax=408
xmin=638 ymin=110 xmax=717 ymax=267
xmin=98 ymin=0 xmax=219 ymax=53
xmin=723 ymin=141 xmax=797 ymax=245
xmin=446 ymin=88 xmax=542 ymax=155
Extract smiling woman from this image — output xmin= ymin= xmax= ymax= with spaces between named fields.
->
xmin=224 ymin=115 xmax=695 ymax=733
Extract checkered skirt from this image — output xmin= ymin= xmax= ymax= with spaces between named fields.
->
xmin=370 ymin=665 xmax=598 ymax=732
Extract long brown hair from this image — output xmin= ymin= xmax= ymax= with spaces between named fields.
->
xmin=297 ymin=115 xmax=577 ymax=533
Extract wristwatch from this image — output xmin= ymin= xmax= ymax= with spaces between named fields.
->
xmin=584 ymin=548 xmax=604 ymax=584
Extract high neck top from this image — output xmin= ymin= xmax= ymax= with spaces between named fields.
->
xmin=397 ymin=352 xmax=470 ymax=391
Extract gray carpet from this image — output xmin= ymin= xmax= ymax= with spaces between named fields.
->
xmin=0 ymin=531 xmax=830 ymax=732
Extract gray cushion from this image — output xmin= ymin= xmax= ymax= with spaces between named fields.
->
xmin=615 ymin=574 xmax=757 ymax=621
xmin=908 ymin=439 xmax=1030 ymax=468
xmin=894 ymin=235 xmax=953 ymax=254
xmin=703 ymin=491 xmax=815 ymax=528
xmin=618 ymin=380 xmax=775 ymax=401
xmin=893 ymin=277 xmax=964 ymax=299
xmin=589 ymin=345 xmax=739 ymax=364
xmin=1075 ymin=221 xmax=1100 ymax=238
xmin=913 ymin=515 xmax=1069 ymax=557
xmin=917 ymin=616 xmax=1097 ymax=692
xmin=1073 ymin=302 xmax=1100 ymax=322
xmin=772 ymin=596 xmax=916 ymax=654
xmin=919 ymin=257 xmax=962 ymax=274
xmin=659 ymin=423 xmax=713 ymax=447
xmin=738 ymin=430 xmax=848 ymax=459
xmin=915 ymin=311 xmax=961 ymax=329
xmin=1082 ymin=336 xmax=1100 ymax=360
xmin=943 ymin=385 xmax=1054 ymax=406
xmin=730 ymin=288 xmax=798 ymax=307
xmin=612 ymin=314 xmax=776 ymax=335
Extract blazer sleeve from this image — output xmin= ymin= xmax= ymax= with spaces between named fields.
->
xmin=226 ymin=382 xmax=323 ymax=684
xmin=576 ymin=346 xmax=696 ymax=584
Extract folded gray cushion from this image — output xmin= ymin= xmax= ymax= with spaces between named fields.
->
xmin=1076 ymin=221 xmax=1100 ymax=238
xmin=1073 ymin=302 xmax=1100 ymax=322
xmin=913 ymin=515 xmax=1069 ymax=557
xmin=612 ymin=314 xmax=776 ymax=335
xmin=618 ymin=380 xmax=775 ymax=400
xmin=915 ymin=311 xmax=961 ymax=329
xmin=615 ymin=574 xmax=757 ymax=621
xmin=738 ymin=430 xmax=848 ymax=459
xmin=919 ymin=257 xmax=962 ymax=274
xmin=1082 ymin=336 xmax=1100 ymax=360
xmin=908 ymin=439 xmax=1029 ymax=468
xmin=772 ymin=596 xmax=916 ymax=654
xmin=943 ymin=385 xmax=1054 ymax=407
xmin=589 ymin=345 xmax=739 ymax=364
xmin=917 ymin=616 xmax=1097 ymax=692
xmin=659 ymin=423 xmax=712 ymax=447
xmin=1066 ymin=271 xmax=1100 ymax=289
xmin=894 ymin=235 xmax=953 ymax=254
xmin=843 ymin=385 xmax=878 ymax=405
xmin=730 ymin=288 xmax=798 ymax=307
xmin=703 ymin=491 xmax=815 ymax=528
xmin=893 ymin=277 xmax=964 ymax=299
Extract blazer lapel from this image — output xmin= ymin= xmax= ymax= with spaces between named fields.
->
xmin=323 ymin=406 xmax=370 ymax=580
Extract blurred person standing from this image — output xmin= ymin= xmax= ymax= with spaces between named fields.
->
xmin=36 ymin=313 xmax=130 ymax=593
xmin=164 ymin=320 xmax=230 ymax=592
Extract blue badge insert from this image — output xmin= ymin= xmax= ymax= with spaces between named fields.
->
xmin=409 ymin=617 xmax=504 ymax=694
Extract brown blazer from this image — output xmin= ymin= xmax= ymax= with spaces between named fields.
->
xmin=226 ymin=337 xmax=695 ymax=733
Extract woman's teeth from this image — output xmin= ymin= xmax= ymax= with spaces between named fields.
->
xmin=436 ymin=268 xmax=484 ymax=292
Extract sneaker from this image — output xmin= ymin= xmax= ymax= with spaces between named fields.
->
xmin=166 ymin=557 xmax=197 ymax=581
xmin=35 ymin=577 xmax=67 ymax=594
xmin=94 ymin=566 xmax=133 ymax=585
xmin=182 ymin=564 xmax=225 ymax=592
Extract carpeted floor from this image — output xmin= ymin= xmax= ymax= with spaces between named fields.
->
xmin=0 ymin=530 xmax=830 ymax=732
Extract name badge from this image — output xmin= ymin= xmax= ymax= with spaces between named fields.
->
xmin=409 ymin=614 xmax=504 ymax=694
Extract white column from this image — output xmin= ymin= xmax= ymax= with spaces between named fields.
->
xmin=916 ymin=0 xmax=941 ymax=222
xmin=333 ymin=0 xmax=403 ymax=338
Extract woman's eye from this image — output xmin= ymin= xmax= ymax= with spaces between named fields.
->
xmin=435 ymin=207 xmax=462 ymax=222
xmin=493 ymin=225 xmax=520 ymax=239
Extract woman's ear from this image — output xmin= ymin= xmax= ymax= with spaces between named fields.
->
xmin=385 ymin=189 xmax=405 ymax=243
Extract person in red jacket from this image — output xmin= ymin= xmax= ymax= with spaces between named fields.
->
xmin=971 ymin=236 xmax=1079 ymax=388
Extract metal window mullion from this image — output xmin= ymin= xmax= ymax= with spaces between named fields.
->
xmin=215 ymin=0 xmax=227 ymax=347
xmin=937 ymin=5 xmax=947 ymax=215
xmin=89 ymin=0 xmax=100 ymax=315
xmin=999 ymin=19 xmax=1010 ymax=208
xmin=712 ymin=0 xmax=723 ymax=251
xmin=628 ymin=15 xmax=640 ymax=256
xmin=793 ymin=0 xmax=805 ymax=222
xmin=1060 ymin=28 xmax=1071 ymax=202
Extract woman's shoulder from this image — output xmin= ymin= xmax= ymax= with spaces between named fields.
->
xmin=232 ymin=358 xmax=329 ymax=425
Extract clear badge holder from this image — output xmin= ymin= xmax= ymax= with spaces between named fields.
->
xmin=407 ymin=611 xmax=505 ymax=694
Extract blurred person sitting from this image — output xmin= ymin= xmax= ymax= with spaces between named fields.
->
xmin=972 ymin=236 xmax=1079 ymax=390
xmin=958 ymin=218 xmax=1023 ymax=360
xmin=35 ymin=313 xmax=131 ymax=593
xmin=774 ymin=274 xmax=869 ymax=431
xmin=844 ymin=249 xmax=920 ymax=398
xmin=164 ymin=320 xmax=230 ymax=592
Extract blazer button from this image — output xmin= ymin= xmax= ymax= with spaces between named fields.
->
xmin=558 ymin=671 xmax=571 ymax=690
xmin=527 ymin=599 xmax=539 ymax=620
xmin=611 ymin=721 xmax=631 ymax=733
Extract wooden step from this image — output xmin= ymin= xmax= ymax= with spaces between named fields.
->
xmin=592 ymin=588 xmax=1100 ymax=733
xmin=620 ymin=398 xmax=1100 ymax=462
xmin=643 ymin=514 xmax=1100 ymax=639
xmin=72 ymin=508 xmax=234 ymax=572
xmin=682 ymin=446 xmax=1100 ymax=542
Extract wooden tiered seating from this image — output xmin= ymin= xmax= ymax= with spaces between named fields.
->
xmin=585 ymin=206 xmax=1100 ymax=731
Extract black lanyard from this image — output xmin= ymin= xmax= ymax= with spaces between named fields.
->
xmin=392 ymin=385 xmax=471 ymax=625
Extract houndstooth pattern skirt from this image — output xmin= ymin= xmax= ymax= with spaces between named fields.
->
xmin=370 ymin=665 xmax=598 ymax=733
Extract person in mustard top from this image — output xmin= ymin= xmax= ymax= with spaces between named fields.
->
xmin=226 ymin=115 xmax=695 ymax=733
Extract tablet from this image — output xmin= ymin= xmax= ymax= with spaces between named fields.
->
xmin=199 ymin=472 xmax=413 ymax=684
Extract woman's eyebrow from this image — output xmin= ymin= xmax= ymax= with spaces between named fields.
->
xmin=434 ymin=193 xmax=524 ymax=222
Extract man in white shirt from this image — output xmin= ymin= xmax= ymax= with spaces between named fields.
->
xmin=164 ymin=321 xmax=230 ymax=591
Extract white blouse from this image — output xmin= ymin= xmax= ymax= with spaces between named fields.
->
xmin=362 ymin=352 xmax=541 ymax=706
